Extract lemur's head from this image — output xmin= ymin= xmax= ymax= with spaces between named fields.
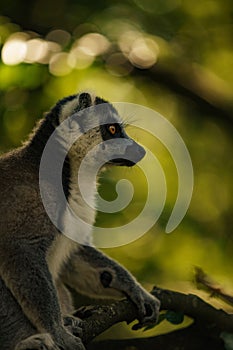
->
xmin=48 ymin=92 xmax=145 ymax=168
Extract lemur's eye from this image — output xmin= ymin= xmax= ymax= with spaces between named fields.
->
xmin=108 ymin=125 xmax=116 ymax=135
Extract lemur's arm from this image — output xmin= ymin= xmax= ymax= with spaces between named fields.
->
xmin=61 ymin=245 xmax=160 ymax=328
xmin=0 ymin=238 xmax=84 ymax=350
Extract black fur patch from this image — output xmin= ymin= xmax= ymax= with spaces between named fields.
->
xmin=94 ymin=96 xmax=118 ymax=116
xmin=62 ymin=155 xmax=71 ymax=200
xmin=27 ymin=95 xmax=78 ymax=160
xmin=27 ymin=117 xmax=56 ymax=162
xmin=100 ymin=271 xmax=112 ymax=288
xmin=49 ymin=94 xmax=78 ymax=125
xmin=78 ymin=93 xmax=92 ymax=110
xmin=94 ymin=96 xmax=108 ymax=105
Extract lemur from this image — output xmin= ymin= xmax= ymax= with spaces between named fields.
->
xmin=0 ymin=93 xmax=160 ymax=350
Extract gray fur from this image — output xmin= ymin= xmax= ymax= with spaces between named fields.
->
xmin=0 ymin=93 xmax=160 ymax=350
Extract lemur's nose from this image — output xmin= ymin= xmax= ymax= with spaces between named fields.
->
xmin=126 ymin=141 xmax=145 ymax=164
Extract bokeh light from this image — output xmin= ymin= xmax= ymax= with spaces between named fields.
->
xmin=46 ymin=29 xmax=71 ymax=47
xmin=49 ymin=52 xmax=72 ymax=76
xmin=78 ymin=33 xmax=110 ymax=56
xmin=1 ymin=32 xmax=28 ymax=65
xmin=128 ymin=37 xmax=159 ymax=68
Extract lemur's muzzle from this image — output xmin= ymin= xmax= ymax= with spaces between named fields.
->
xmin=111 ymin=140 xmax=145 ymax=167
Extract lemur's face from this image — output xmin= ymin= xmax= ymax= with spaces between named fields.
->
xmin=57 ymin=92 xmax=145 ymax=167
xmin=99 ymin=118 xmax=145 ymax=167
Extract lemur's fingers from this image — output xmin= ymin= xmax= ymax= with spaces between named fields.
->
xmin=130 ymin=289 xmax=160 ymax=330
xmin=74 ymin=305 xmax=98 ymax=319
xmin=63 ymin=315 xmax=83 ymax=338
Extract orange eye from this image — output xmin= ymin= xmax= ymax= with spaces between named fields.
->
xmin=108 ymin=125 xmax=116 ymax=135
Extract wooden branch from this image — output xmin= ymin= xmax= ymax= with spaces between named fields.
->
xmin=75 ymin=286 xmax=233 ymax=345
xmin=194 ymin=267 xmax=233 ymax=306
xmin=74 ymin=299 xmax=137 ymax=344
xmin=152 ymin=287 xmax=233 ymax=332
xmin=131 ymin=62 xmax=233 ymax=129
xmin=86 ymin=324 xmax=225 ymax=350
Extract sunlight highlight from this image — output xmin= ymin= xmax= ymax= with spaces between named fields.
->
xmin=128 ymin=38 xmax=159 ymax=68
xmin=78 ymin=33 xmax=110 ymax=56
xmin=25 ymin=39 xmax=60 ymax=64
xmin=49 ymin=52 xmax=72 ymax=76
xmin=1 ymin=33 xmax=28 ymax=65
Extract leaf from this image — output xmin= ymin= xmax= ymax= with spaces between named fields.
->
xmin=220 ymin=332 xmax=233 ymax=350
xmin=165 ymin=310 xmax=184 ymax=325
xmin=143 ymin=313 xmax=166 ymax=331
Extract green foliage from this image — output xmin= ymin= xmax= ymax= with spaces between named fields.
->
xmin=221 ymin=332 xmax=233 ymax=350
xmin=165 ymin=310 xmax=184 ymax=325
xmin=143 ymin=310 xmax=184 ymax=332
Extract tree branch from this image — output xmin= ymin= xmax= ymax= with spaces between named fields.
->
xmin=86 ymin=324 xmax=224 ymax=350
xmin=75 ymin=286 xmax=233 ymax=345
xmin=194 ymin=267 xmax=233 ymax=306
xmin=152 ymin=286 xmax=233 ymax=332
xmin=131 ymin=62 xmax=233 ymax=129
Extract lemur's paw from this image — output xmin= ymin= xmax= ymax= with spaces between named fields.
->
xmin=60 ymin=327 xmax=86 ymax=350
xmin=131 ymin=289 xmax=161 ymax=330
xmin=63 ymin=315 xmax=83 ymax=338
xmin=15 ymin=333 xmax=59 ymax=350
xmin=16 ymin=330 xmax=85 ymax=350
xmin=74 ymin=305 xmax=98 ymax=319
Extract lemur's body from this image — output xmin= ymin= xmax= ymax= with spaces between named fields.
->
xmin=0 ymin=93 xmax=160 ymax=350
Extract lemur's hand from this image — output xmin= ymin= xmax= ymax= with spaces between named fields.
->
xmin=63 ymin=315 xmax=83 ymax=338
xmin=128 ymin=286 xmax=160 ymax=330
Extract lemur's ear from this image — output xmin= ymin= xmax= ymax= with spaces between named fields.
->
xmin=53 ymin=93 xmax=93 ymax=124
xmin=78 ymin=93 xmax=92 ymax=110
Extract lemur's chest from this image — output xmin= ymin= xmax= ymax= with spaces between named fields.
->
xmin=46 ymin=157 xmax=97 ymax=279
xmin=47 ymin=234 xmax=77 ymax=280
xmin=61 ymin=164 xmax=97 ymax=244
xmin=47 ymin=176 xmax=96 ymax=279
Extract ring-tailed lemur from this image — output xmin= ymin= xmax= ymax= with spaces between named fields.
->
xmin=0 ymin=93 xmax=160 ymax=350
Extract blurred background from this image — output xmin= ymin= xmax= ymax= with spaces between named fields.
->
xmin=0 ymin=0 xmax=232 ymax=339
